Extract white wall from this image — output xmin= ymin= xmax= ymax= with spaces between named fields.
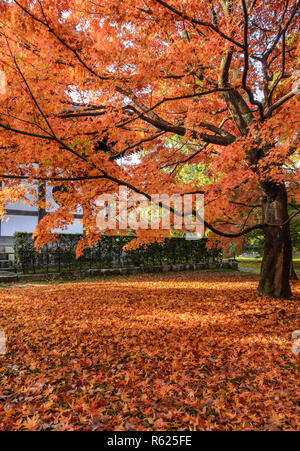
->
xmin=1 ymin=211 xmax=84 ymax=236
xmin=1 ymin=183 xmax=84 ymax=236
xmin=1 ymin=215 xmax=38 ymax=236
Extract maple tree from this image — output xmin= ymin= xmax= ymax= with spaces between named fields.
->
xmin=0 ymin=0 xmax=299 ymax=298
xmin=0 ymin=273 xmax=299 ymax=431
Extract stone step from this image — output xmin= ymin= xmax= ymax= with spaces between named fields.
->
xmin=0 ymin=271 xmax=18 ymax=282
xmin=0 ymin=267 xmax=16 ymax=272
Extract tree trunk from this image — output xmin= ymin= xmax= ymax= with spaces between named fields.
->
xmin=258 ymin=182 xmax=292 ymax=299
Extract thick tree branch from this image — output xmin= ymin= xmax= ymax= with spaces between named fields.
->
xmin=126 ymin=105 xmax=236 ymax=146
xmin=265 ymin=88 xmax=299 ymax=117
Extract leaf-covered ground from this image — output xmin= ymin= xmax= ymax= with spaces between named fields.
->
xmin=0 ymin=273 xmax=299 ymax=431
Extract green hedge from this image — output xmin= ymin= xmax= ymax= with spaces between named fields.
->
xmin=14 ymin=233 xmax=222 ymax=274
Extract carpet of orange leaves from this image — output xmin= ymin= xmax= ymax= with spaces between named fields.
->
xmin=0 ymin=273 xmax=299 ymax=431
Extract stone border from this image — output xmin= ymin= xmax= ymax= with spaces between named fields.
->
xmin=0 ymin=261 xmax=238 ymax=284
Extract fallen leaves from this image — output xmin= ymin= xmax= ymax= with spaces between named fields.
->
xmin=0 ymin=273 xmax=299 ymax=431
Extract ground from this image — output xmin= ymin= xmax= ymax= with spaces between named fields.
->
xmin=0 ymin=272 xmax=299 ymax=431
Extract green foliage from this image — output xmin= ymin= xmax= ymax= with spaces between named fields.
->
xmin=14 ymin=233 xmax=222 ymax=275
xmin=290 ymin=218 xmax=300 ymax=251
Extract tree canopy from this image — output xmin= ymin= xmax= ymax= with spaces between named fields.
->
xmin=0 ymin=1 xmax=299 ymax=296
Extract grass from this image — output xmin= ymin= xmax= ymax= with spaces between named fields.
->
xmin=236 ymin=258 xmax=300 ymax=275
